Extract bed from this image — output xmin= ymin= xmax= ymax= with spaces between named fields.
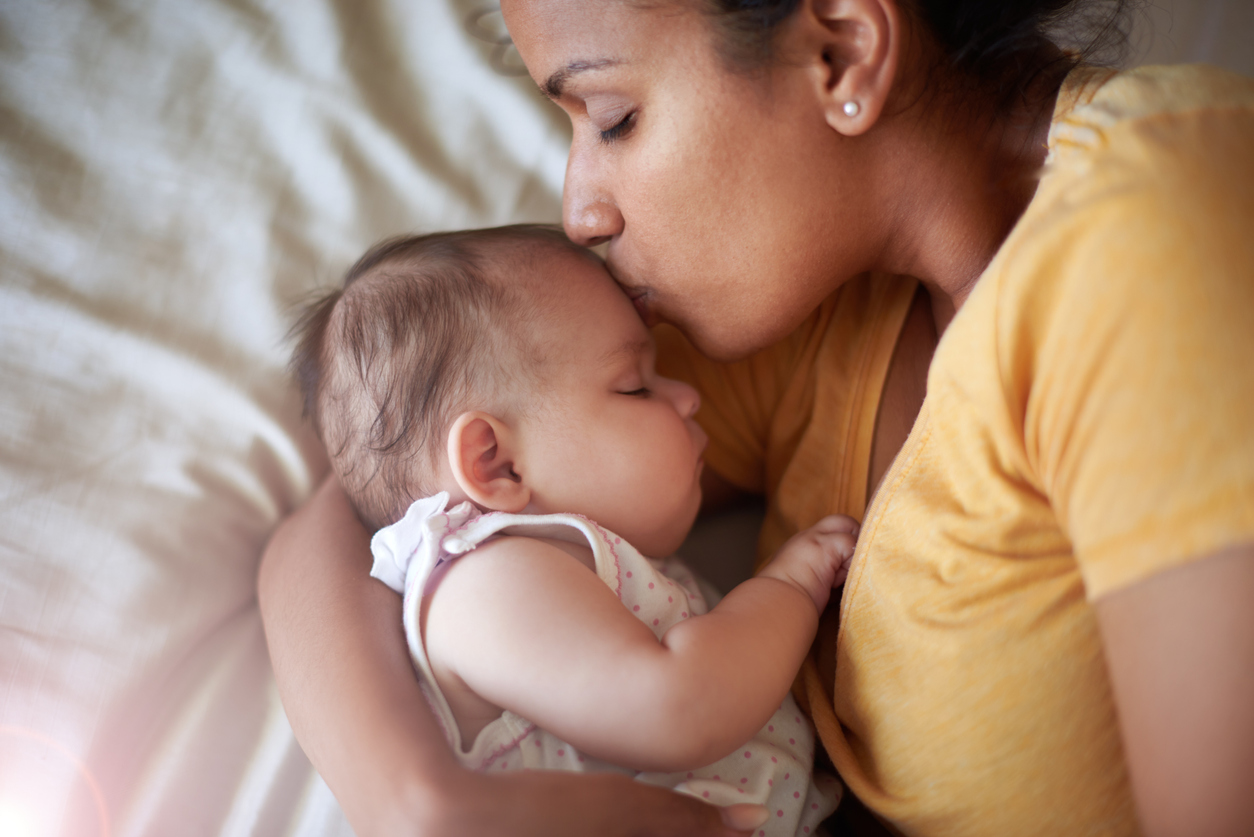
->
xmin=1 ymin=1 xmax=1248 ymax=835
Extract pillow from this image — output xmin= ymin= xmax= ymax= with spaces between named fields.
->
xmin=0 ymin=1 xmax=566 ymax=834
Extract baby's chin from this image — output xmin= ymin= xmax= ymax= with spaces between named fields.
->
xmin=641 ymin=499 xmax=703 ymax=559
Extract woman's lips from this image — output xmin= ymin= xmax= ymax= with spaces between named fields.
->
xmin=626 ymin=288 xmax=657 ymax=326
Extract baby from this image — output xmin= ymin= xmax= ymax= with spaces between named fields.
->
xmin=292 ymin=225 xmax=853 ymax=835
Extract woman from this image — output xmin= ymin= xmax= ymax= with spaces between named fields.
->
xmin=258 ymin=0 xmax=1254 ymax=834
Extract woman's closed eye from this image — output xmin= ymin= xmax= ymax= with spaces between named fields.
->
xmin=598 ymin=112 xmax=635 ymax=144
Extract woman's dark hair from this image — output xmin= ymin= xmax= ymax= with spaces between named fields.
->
xmin=704 ymin=0 xmax=1137 ymax=110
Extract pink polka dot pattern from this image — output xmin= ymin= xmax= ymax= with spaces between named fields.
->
xmin=391 ymin=506 xmax=841 ymax=835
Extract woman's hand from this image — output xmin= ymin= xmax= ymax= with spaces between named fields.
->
xmin=425 ymin=770 xmax=771 ymax=837
xmin=258 ymin=477 xmax=764 ymax=837
xmin=1096 ymin=543 xmax=1254 ymax=837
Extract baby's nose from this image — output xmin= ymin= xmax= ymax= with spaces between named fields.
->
xmin=672 ymin=380 xmax=700 ymax=418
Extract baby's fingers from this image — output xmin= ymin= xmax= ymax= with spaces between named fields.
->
xmin=808 ymin=514 xmax=861 ymax=537
xmin=812 ymin=529 xmax=857 ymax=588
xmin=813 ymin=530 xmax=857 ymax=561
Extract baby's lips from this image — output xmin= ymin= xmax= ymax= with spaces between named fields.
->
xmin=691 ymin=422 xmax=709 ymax=457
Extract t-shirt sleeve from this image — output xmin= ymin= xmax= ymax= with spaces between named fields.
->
xmin=1017 ymin=110 xmax=1254 ymax=599
xmin=655 ymin=314 xmax=822 ymax=494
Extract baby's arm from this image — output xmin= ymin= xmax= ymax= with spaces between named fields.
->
xmin=426 ymin=515 xmax=856 ymax=773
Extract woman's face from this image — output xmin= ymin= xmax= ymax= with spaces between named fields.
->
xmin=502 ymin=0 xmax=875 ymax=360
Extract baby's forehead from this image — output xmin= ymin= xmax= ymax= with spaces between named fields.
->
xmin=500 ymin=248 xmax=647 ymax=366
xmin=489 ymin=244 xmax=621 ymax=324
xmin=490 ymin=239 xmax=610 ymax=293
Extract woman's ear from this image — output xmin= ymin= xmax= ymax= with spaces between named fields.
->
xmin=798 ymin=0 xmax=900 ymax=137
xmin=446 ymin=411 xmax=531 ymax=513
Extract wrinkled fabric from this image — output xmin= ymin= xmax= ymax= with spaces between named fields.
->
xmin=0 ymin=2 xmax=566 ymax=835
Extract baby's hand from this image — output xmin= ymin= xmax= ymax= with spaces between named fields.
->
xmin=758 ymin=515 xmax=859 ymax=614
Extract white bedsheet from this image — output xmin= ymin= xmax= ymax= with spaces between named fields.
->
xmin=1 ymin=1 xmax=1248 ymax=836
xmin=0 ymin=2 xmax=565 ymax=835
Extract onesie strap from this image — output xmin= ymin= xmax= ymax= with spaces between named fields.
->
xmin=369 ymin=492 xmax=479 ymax=595
xmin=369 ymin=495 xmax=629 ymax=602
xmin=445 ymin=511 xmax=625 ymax=597
xmin=368 ymin=491 xmax=627 ymax=602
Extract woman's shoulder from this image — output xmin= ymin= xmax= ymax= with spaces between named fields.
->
xmin=994 ymin=63 xmax=1254 ymax=304
xmin=944 ymin=63 xmax=1254 ymax=417
xmin=1050 ymin=63 xmax=1254 ymax=157
xmin=1041 ymin=64 xmax=1254 ymax=206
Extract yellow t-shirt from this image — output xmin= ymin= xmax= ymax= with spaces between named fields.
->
xmin=661 ymin=64 xmax=1254 ymax=836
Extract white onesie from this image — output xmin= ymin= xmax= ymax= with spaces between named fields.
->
xmin=370 ymin=493 xmax=841 ymax=837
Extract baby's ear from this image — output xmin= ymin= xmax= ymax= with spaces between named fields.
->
xmin=446 ymin=411 xmax=530 ymax=513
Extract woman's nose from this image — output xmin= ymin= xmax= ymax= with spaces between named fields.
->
xmin=562 ymin=152 xmax=624 ymax=247
xmin=563 ymin=196 xmax=623 ymax=248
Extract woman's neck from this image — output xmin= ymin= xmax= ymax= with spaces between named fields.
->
xmin=875 ymin=64 xmax=1066 ymax=333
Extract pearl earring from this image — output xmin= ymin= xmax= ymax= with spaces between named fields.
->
xmin=843 ymin=101 xmax=860 ymax=117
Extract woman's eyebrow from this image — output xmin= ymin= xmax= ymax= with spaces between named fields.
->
xmin=543 ymin=59 xmax=621 ymax=99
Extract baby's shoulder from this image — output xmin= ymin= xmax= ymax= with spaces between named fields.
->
xmin=432 ymin=533 xmax=598 ymax=606
xmin=458 ymin=533 xmax=597 ymax=574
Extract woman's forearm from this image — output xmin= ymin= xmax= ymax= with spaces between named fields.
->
xmin=259 ymin=478 xmax=777 ymax=837
xmin=257 ymin=477 xmax=457 ymax=835
xmin=1096 ymin=544 xmax=1254 ymax=837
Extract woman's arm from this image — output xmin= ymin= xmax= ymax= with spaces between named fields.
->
xmin=1095 ymin=543 xmax=1254 ymax=837
xmin=257 ymin=477 xmax=762 ymax=837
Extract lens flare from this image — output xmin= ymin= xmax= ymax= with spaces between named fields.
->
xmin=0 ymin=727 xmax=109 ymax=837
xmin=0 ymin=798 xmax=37 ymax=837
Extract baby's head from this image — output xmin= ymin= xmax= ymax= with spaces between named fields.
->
xmin=293 ymin=225 xmax=707 ymax=556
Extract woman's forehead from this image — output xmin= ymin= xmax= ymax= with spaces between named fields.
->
xmin=502 ymin=0 xmax=698 ymax=80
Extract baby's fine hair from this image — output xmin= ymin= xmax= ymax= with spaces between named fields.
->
xmin=291 ymin=224 xmax=587 ymax=531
